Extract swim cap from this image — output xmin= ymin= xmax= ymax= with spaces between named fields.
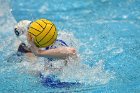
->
xmin=14 ymin=20 xmax=32 ymax=45
xmin=14 ymin=20 xmax=31 ymax=36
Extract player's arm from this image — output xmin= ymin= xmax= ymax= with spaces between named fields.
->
xmin=33 ymin=47 xmax=76 ymax=59
xmin=29 ymin=38 xmax=76 ymax=59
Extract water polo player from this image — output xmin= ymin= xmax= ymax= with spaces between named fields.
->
xmin=14 ymin=19 xmax=80 ymax=87
xmin=14 ymin=19 xmax=76 ymax=60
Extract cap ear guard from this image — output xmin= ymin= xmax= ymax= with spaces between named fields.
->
xmin=14 ymin=20 xmax=32 ymax=37
xmin=14 ymin=27 xmax=24 ymax=37
xmin=14 ymin=28 xmax=20 ymax=36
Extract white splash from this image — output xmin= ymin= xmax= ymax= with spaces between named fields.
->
xmin=59 ymin=60 xmax=113 ymax=85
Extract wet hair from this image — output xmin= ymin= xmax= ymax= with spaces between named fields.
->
xmin=17 ymin=43 xmax=31 ymax=56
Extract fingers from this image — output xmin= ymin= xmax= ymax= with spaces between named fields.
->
xmin=67 ymin=48 xmax=76 ymax=55
xmin=71 ymin=48 xmax=76 ymax=54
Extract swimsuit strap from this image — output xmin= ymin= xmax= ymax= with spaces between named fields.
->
xmin=45 ymin=39 xmax=68 ymax=50
xmin=56 ymin=39 xmax=68 ymax=46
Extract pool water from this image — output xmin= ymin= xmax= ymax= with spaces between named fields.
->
xmin=0 ymin=0 xmax=140 ymax=93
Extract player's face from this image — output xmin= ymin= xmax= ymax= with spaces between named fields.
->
xmin=27 ymin=33 xmax=33 ymax=44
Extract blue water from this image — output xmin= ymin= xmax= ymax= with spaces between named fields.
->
xmin=0 ymin=0 xmax=140 ymax=93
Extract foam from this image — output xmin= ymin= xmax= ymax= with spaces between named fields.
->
xmin=58 ymin=60 xmax=113 ymax=85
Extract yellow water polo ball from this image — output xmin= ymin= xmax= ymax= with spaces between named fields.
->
xmin=28 ymin=19 xmax=57 ymax=48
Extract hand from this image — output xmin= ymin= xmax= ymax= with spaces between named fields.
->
xmin=67 ymin=48 xmax=76 ymax=55
xmin=60 ymin=47 xmax=76 ymax=56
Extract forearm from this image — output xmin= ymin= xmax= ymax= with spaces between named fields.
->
xmin=29 ymin=38 xmax=76 ymax=59
xmin=35 ymin=47 xmax=76 ymax=59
